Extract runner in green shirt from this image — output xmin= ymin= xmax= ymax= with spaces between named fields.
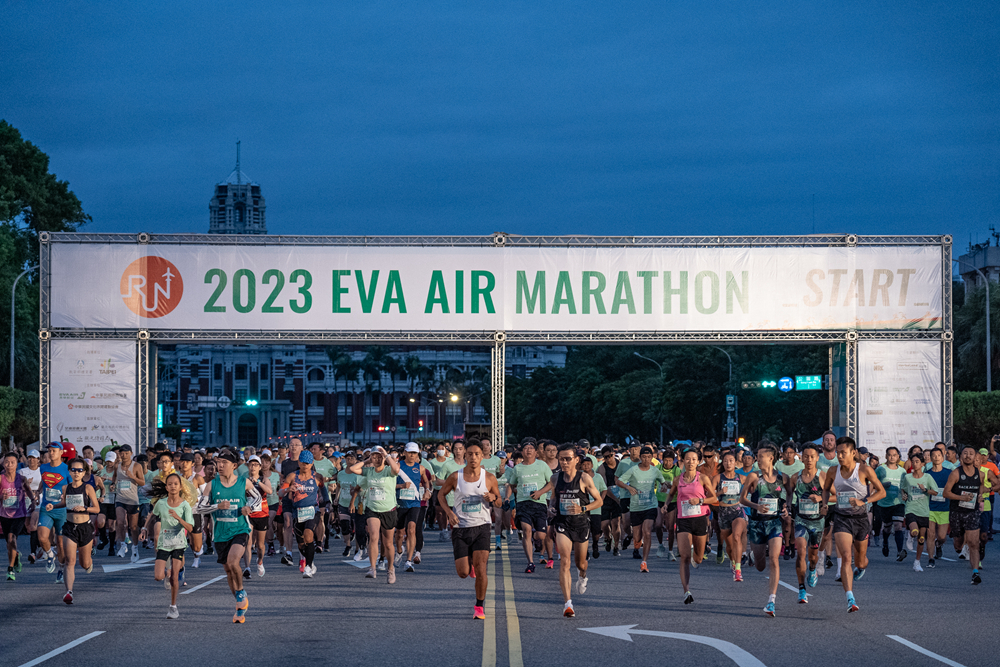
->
xmin=310 ymin=443 xmax=336 ymax=552
xmin=347 ymin=446 xmax=402 ymax=582
xmin=504 ymin=441 xmax=554 ymax=572
xmin=616 ymin=446 xmax=666 ymax=571
xmin=615 ymin=444 xmax=642 ymax=552
xmin=900 ymin=453 xmax=939 ymax=572
xmin=654 ymin=448 xmax=680 ymax=559
xmin=581 ymin=456 xmax=607 ymax=560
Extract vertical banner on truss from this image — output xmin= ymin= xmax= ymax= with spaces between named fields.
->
xmin=50 ymin=339 xmax=137 ymax=450
xmin=858 ymin=341 xmax=942 ymax=460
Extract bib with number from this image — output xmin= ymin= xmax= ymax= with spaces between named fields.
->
xmin=836 ymin=492 xmax=855 ymax=509
xmin=519 ymin=482 xmax=537 ymax=498
xmin=959 ymin=498 xmax=976 ymax=510
xmin=216 ymin=508 xmax=238 ymax=523
xmin=66 ymin=494 xmax=84 ymax=510
xmin=45 ymin=487 xmax=63 ymax=502
xmin=798 ymin=498 xmax=819 ymax=515
xmin=759 ymin=497 xmax=778 ymax=515
xmin=370 ymin=488 xmax=388 ymax=502
xmin=721 ymin=480 xmax=741 ymax=496
xmin=680 ymin=499 xmax=701 ymax=517
xmin=560 ymin=497 xmax=581 ymax=514
xmin=161 ymin=526 xmax=186 ymax=550
xmin=932 ymin=493 xmax=945 ymax=503
xmin=399 ymin=486 xmax=418 ymax=501
xmin=2 ymin=494 xmax=17 ymax=508
xmin=297 ymin=506 xmax=316 ymax=522
xmin=461 ymin=498 xmax=482 ymax=514
xmin=118 ymin=480 xmax=132 ymax=492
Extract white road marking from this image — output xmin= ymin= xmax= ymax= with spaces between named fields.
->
xmin=18 ymin=631 xmax=105 ymax=667
xmin=938 ymin=557 xmax=957 ymax=562
xmin=764 ymin=576 xmax=811 ymax=596
xmin=342 ymin=559 xmax=370 ymax=569
xmin=180 ymin=574 xmax=226 ymax=594
xmin=102 ymin=557 xmax=155 ymax=573
xmin=887 ymin=635 xmax=967 ymax=667
xmin=580 ymin=626 xmax=767 ymax=667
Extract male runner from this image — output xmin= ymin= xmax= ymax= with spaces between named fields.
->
xmin=597 ymin=445 xmax=623 ymax=555
xmin=789 ymin=443 xmax=826 ymax=600
xmin=875 ymin=447 xmax=907 ymax=561
xmin=740 ymin=444 xmax=788 ymax=616
xmin=309 ymin=442 xmax=335 ymax=551
xmin=395 ymin=443 xmax=427 ymax=572
xmin=900 ymin=452 xmax=938 ymax=572
xmin=279 ymin=438 xmax=302 ymax=566
xmin=37 ymin=442 xmax=69 ymax=581
xmin=112 ymin=445 xmax=145 ymax=562
xmin=504 ymin=441 xmax=553 ymax=573
xmin=942 ymin=444 xmax=1000 ymax=584
xmin=616 ymin=446 xmax=666 ymax=571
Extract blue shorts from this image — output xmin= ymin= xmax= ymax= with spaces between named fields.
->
xmin=794 ymin=520 xmax=824 ymax=547
xmin=38 ymin=510 xmax=66 ymax=533
xmin=748 ymin=517 xmax=782 ymax=544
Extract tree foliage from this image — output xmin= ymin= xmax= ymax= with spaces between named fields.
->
xmin=953 ymin=391 xmax=1000 ymax=449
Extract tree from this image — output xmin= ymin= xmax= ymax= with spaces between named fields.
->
xmin=0 ymin=120 xmax=90 ymax=391
xmin=954 ymin=285 xmax=1000 ymax=392
xmin=381 ymin=354 xmax=404 ymax=436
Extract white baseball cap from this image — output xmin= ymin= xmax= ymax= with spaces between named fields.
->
xmin=27 ymin=449 xmax=40 ymax=459
xmin=405 ymin=442 xmax=420 ymax=453
xmin=105 ymin=451 xmax=117 ymax=462
xmin=248 ymin=455 xmax=262 ymax=464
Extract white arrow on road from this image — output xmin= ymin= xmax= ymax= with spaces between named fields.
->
xmin=580 ymin=626 xmax=767 ymax=667
xmin=342 ymin=559 xmax=370 ymax=569
xmin=102 ymin=557 xmax=156 ymax=573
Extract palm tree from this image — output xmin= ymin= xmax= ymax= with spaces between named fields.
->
xmin=382 ymin=354 xmax=404 ymax=439
xmin=330 ymin=351 xmax=360 ymax=437
xmin=361 ymin=347 xmax=388 ymax=442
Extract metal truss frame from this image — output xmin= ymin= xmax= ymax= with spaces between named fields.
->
xmin=38 ymin=232 xmax=954 ymax=449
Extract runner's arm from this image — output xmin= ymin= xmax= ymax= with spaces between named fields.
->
xmin=85 ymin=485 xmax=100 ymax=514
xmin=531 ymin=474 xmax=556 ymax=500
xmin=581 ymin=474 xmax=603 ymax=513
xmin=700 ymin=473 xmax=718 ymax=506
xmin=861 ymin=465 xmax=886 ymax=506
xmin=821 ymin=467 xmax=836 ymax=505
xmin=244 ymin=478 xmax=263 ymax=515
xmin=738 ymin=473 xmax=758 ymax=510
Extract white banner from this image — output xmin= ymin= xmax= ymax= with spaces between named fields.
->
xmin=50 ymin=243 xmax=943 ymax=332
xmin=858 ymin=341 xmax=942 ymax=461
xmin=51 ymin=340 xmax=136 ymax=450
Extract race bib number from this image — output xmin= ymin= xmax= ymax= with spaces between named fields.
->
xmin=45 ymin=487 xmax=63 ymax=502
xmin=959 ymin=498 xmax=975 ymax=510
xmin=560 ymin=497 xmax=581 ymax=514
xmin=117 ymin=480 xmax=132 ymax=492
xmin=105 ymin=492 xmax=116 ymax=504
xmin=836 ymin=492 xmax=855 ymax=510
xmin=461 ymin=498 xmax=482 ymax=514
xmin=399 ymin=486 xmax=418 ymax=501
xmin=250 ymin=499 xmax=264 ymax=514
xmin=161 ymin=526 xmax=186 ymax=550
xmin=370 ymin=488 xmax=387 ymax=502
xmin=932 ymin=493 xmax=945 ymax=504
xmin=759 ymin=498 xmax=778 ymax=515
xmin=798 ymin=498 xmax=819 ymax=515
xmin=216 ymin=507 xmax=238 ymax=523
xmin=635 ymin=486 xmax=654 ymax=504
xmin=680 ymin=499 xmax=701 ymax=517
xmin=519 ymin=483 xmax=537 ymax=498
xmin=2 ymin=494 xmax=17 ymax=508
xmin=721 ymin=480 xmax=741 ymax=496
xmin=296 ymin=506 xmax=316 ymax=522
xmin=66 ymin=494 xmax=84 ymax=510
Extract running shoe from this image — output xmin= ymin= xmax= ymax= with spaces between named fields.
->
xmin=906 ymin=533 xmax=915 ymax=551
xmin=243 ymin=567 xmax=252 ymax=580
xmin=257 ymin=562 xmax=265 ymax=578
xmin=545 ymin=559 xmax=554 ymax=569
xmin=303 ymin=565 xmax=313 ymax=579
xmin=13 ymin=552 xmax=21 ymax=573
xmin=593 ymin=544 xmax=600 ymax=559
xmin=342 ymin=545 xmax=351 ymax=557
xmin=405 ymin=560 xmax=414 ymax=572
xmin=6 ymin=570 xmax=14 ymax=582
xmin=622 ymin=535 xmax=631 ymax=550
xmin=825 ymin=554 xmax=834 ymax=570
xmin=882 ymin=540 xmax=890 ymax=557
xmin=683 ymin=591 xmax=694 ymax=604
xmin=365 ymin=567 xmax=376 ymax=578
xmin=473 ymin=605 xmax=486 ymax=620
xmin=807 ymin=568 xmax=818 ymax=588
xmin=63 ymin=591 xmax=73 ymax=605
xmin=632 ymin=548 xmax=641 ymax=560
xmin=192 ymin=555 xmax=201 ymax=569
xmin=352 ymin=550 xmax=363 ymax=563
xmin=315 ymin=544 xmax=324 ymax=554
xmin=495 ymin=536 xmax=502 ymax=551
xmin=267 ymin=543 xmax=276 ymax=557
xmin=717 ymin=551 xmax=725 ymax=565
xmin=764 ymin=601 xmax=776 ymax=616
xmin=733 ymin=568 xmax=743 ymax=582
xmin=233 ymin=610 xmax=246 ymax=624
xmin=563 ymin=601 xmax=575 ymax=617
xmin=164 ymin=575 xmax=172 ymax=590
xmin=387 ymin=569 xmax=396 ymax=584
xmin=816 ymin=557 xmax=825 ymax=577
xmin=604 ymin=536 xmax=612 ymax=552
xmin=896 ymin=549 xmax=907 ymax=562
xmin=377 ymin=558 xmax=387 ymax=572
xmin=299 ymin=557 xmax=306 ymax=573
xmin=798 ymin=588 xmax=808 ymax=604
xmin=927 ymin=558 xmax=936 ymax=569
xmin=45 ymin=552 xmax=55 ymax=573
xmin=413 ymin=551 xmax=421 ymax=564
xmin=525 ymin=562 xmax=536 ymax=574
xmin=576 ymin=576 xmax=588 ymax=594
xmin=704 ymin=543 xmax=712 ymax=554
xmin=167 ymin=605 xmax=179 ymax=619
xmin=131 ymin=545 xmax=139 ymax=563
xmin=281 ymin=553 xmax=293 ymax=566
xmin=668 ymin=550 xmax=676 ymax=562
xmin=935 ymin=544 xmax=943 ymax=559
xmin=613 ymin=546 xmax=620 ymax=557
xmin=395 ymin=550 xmax=406 ymax=566
xmin=640 ymin=561 xmax=649 ymax=573
xmin=55 ymin=569 xmax=64 ymax=584
xmin=236 ymin=590 xmax=248 ymax=610
xmin=28 ymin=552 xmax=36 ymax=564
xmin=847 ymin=595 xmax=859 ymax=613
xmin=835 ymin=571 xmax=842 ymax=582
xmin=741 ymin=553 xmax=748 ymax=567
xmin=782 ymin=546 xmax=790 ymax=561
xmin=972 ymin=571 xmax=982 ymax=585
xmin=913 ymin=560 xmax=923 ymax=572
xmin=959 ymin=545 xmax=969 ymax=560
xmin=853 ymin=567 xmax=866 ymax=581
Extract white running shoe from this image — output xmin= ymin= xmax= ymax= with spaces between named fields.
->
xmin=395 ymin=551 xmax=406 ymax=566
xmin=365 ymin=567 xmax=376 ymax=579
xmin=377 ymin=558 xmax=387 ymax=572
xmin=576 ymin=576 xmax=588 ymax=595
xmin=116 ymin=543 xmax=128 ymax=558
xmin=913 ymin=560 xmax=923 ymax=572
xmin=164 ymin=576 xmax=171 ymax=590
xmin=167 ymin=605 xmax=179 ymax=619
xmin=257 ymin=562 xmax=265 ymax=578
xmin=353 ymin=549 xmax=364 ymax=562
xmin=405 ymin=560 xmax=414 ymax=572
xmin=960 ymin=545 xmax=970 ymax=560
xmin=192 ymin=555 xmax=201 ymax=569
xmin=303 ymin=565 xmax=313 ymax=578
xmin=905 ymin=534 xmax=915 ymax=552
xmin=656 ymin=545 xmax=667 ymax=559
xmin=413 ymin=551 xmax=421 ymax=564
xmin=816 ymin=558 xmax=826 ymax=577
xmin=131 ymin=546 xmax=139 ymax=563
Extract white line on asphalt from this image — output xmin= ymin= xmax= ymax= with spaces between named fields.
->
xmin=181 ymin=574 xmax=226 ymax=594
xmin=580 ymin=626 xmax=767 ymax=666
xmin=342 ymin=559 xmax=370 ymax=569
xmin=102 ymin=557 xmax=155 ymax=573
xmin=765 ymin=577 xmax=811 ymax=597
xmin=938 ymin=557 xmax=957 ymax=562
xmin=18 ymin=631 xmax=105 ymax=667
xmin=886 ymin=635 xmax=967 ymax=667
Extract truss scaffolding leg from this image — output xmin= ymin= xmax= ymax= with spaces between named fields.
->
xmin=491 ymin=332 xmax=506 ymax=448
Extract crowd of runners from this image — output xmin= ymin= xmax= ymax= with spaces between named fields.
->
xmin=1 ymin=432 xmax=996 ymax=622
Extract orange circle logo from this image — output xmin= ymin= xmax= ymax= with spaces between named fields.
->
xmin=120 ymin=256 xmax=184 ymax=318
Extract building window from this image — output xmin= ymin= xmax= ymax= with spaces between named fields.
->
xmin=235 ymin=364 xmax=247 ymax=380
xmin=213 ymin=387 xmax=222 ymax=398
xmin=308 ymin=368 xmax=324 ymax=382
xmin=235 ymin=388 xmax=247 ymax=403
xmin=260 ymin=389 xmax=268 ymax=401
xmin=190 ymin=365 xmax=199 ymax=379
xmin=214 ymin=364 xmax=222 ymax=380
xmin=285 ymin=364 xmax=294 ymax=378
xmin=260 ymin=364 xmax=268 ymax=380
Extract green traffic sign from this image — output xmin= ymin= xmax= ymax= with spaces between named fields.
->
xmin=795 ymin=375 xmax=822 ymax=391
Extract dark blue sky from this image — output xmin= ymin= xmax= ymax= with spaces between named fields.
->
xmin=2 ymin=2 xmax=997 ymax=248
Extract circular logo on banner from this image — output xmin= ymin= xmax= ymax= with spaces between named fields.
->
xmin=120 ymin=256 xmax=184 ymax=318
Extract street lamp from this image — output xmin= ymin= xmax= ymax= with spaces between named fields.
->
xmin=633 ymin=352 xmax=665 ymax=446
xmin=711 ymin=346 xmax=737 ymax=441
xmin=9 ymin=264 xmax=38 ymax=389
xmin=954 ymin=259 xmax=991 ymax=392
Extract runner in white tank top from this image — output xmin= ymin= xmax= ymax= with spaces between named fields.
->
xmin=438 ymin=440 xmax=501 ymax=621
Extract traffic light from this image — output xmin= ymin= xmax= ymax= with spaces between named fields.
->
xmin=761 ymin=380 xmax=776 ymax=388
xmin=418 ymin=420 xmax=424 ymax=432
xmin=741 ymin=381 xmax=761 ymax=389
xmin=245 ymin=399 xmax=258 ymax=407
xmin=741 ymin=380 xmax=776 ymax=389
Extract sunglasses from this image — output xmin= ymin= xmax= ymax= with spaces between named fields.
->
xmin=70 ymin=468 xmax=85 ymax=473
xmin=558 ymin=457 xmax=575 ymax=462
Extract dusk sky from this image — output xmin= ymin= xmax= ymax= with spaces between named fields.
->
xmin=2 ymin=2 xmax=997 ymax=250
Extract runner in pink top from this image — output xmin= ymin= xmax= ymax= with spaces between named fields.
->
xmin=664 ymin=448 xmax=716 ymax=605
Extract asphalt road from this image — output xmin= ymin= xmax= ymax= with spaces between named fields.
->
xmin=3 ymin=526 xmax=998 ymax=667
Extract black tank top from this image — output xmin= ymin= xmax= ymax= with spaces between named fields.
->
xmin=601 ymin=461 xmax=617 ymax=489
xmin=556 ymin=470 xmax=588 ymax=517
xmin=65 ymin=482 xmax=93 ymax=515
xmin=951 ymin=467 xmax=981 ymax=514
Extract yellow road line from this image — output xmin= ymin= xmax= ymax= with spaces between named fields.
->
xmin=482 ymin=553 xmax=496 ymax=667
xmin=501 ymin=547 xmax=524 ymax=667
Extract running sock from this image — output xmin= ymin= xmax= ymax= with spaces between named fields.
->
xmin=768 ymin=594 xmax=776 ymax=603
xmin=235 ymin=588 xmax=246 ymax=601
xmin=476 ymin=598 xmax=484 ymax=607
xmin=30 ymin=532 xmax=39 ymax=554
xmin=837 ymin=557 xmax=843 ymax=570
xmin=45 ymin=548 xmax=56 ymax=559
xmin=894 ymin=530 xmax=904 ymax=552
xmin=304 ymin=542 xmax=316 ymax=567
xmin=846 ymin=591 xmax=854 ymax=601
xmin=734 ymin=563 xmax=741 ymax=571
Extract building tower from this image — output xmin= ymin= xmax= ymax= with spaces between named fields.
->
xmin=208 ymin=140 xmax=267 ymax=234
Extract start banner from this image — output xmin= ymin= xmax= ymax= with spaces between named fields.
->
xmin=50 ymin=243 xmax=943 ymax=332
